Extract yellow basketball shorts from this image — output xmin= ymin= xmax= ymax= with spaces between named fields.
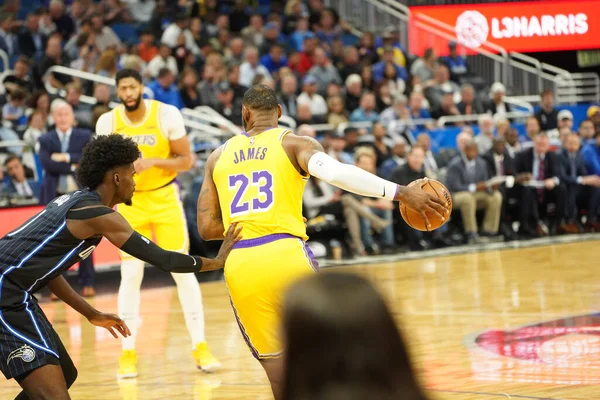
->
xmin=117 ymin=183 xmax=189 ymax=258
xmin=224 ymin=234 xmax=318 ymax=360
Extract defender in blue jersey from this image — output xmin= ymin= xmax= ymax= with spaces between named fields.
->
xmin=0 ymin=135 xmax=241 ymax=399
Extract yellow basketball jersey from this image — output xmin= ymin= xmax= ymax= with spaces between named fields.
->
xmin=112 ymin=100 xmax=176 ymax=192
xmin=213 ymin=127 xmax=308 ymax=241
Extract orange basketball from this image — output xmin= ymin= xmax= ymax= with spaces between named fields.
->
xmin=400 ymin=179 xmax=452 ymax=232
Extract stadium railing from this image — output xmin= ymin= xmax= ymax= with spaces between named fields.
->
xmin=436 ymin=111 xmax=530 ymax=127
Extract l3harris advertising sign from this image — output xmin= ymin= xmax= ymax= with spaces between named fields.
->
xmin=409 ymin=0 xmax=600 ymax=56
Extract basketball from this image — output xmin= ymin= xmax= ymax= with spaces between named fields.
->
xmin=400 ymin=179 xmax=452 ymax=232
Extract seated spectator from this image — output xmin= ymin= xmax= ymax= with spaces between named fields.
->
xmin=227 ymin=64 xmax=248 ymax=99
xmin=380 ymin=94 xmax=408 ymax=135
xmin=172 ymin=34 xmax=192 ymax=74
xmin=349 ymin=92 xmax=379 ymax=129
xmin=457 ymin=83 xmax=483 ymax=116
xmin=64 ymin=83 xmax=92 ymax=128
xmin=2 ymin=88 xmax=28 ymax=130
xmin=2 ymin=154 xmax=41 ymax=200
xmin=376 ymin=28 xmax=407 ymax=68
xmin=242 ymin=14 xmax=264 ymax=47
xmin=515 ymin=133 xmax=570 ymax=237
xmin=23 ymin=111 xmax=46 ymax=150
xmin=315 ymin=8 xmax=340 ymax=51
xmin=147 ymin=43 xmax=179 ymax=78
xmin=495 ymin=118 xmax=510 ymax=139
xmin=484 ymin=82 xmax=512 ymax=118
xmin=136 ymin=30 xmax=159 ymax=64
xmin=376 ymin=84 xmax=393 ymax=113
xmin=416 ymin=133 xmax=440 ymax=179
xmin=215 ymin=82 xmax=242 ymax=126
xmin=582 ymin=130 xmax=600 ymax=186
xmin=35 ymin=33 xmax=71 ymax=90
xmin=161 ymin=14 xmax=191 ymax=49
xmin=147 ymin=68 xmax=184 ymax=109
xmin=588 ymin=106 xmax=600 ymax=132
xmin=372 ymin=46 xmax=408 ymax=86
xmin=408 ymin=91 xmax=434 ymax=131
xmin=344 ymin=74 xmax=362 ymax=114
xmin=371 ymin=122 xmax=392 ymax=167
xmin=326 ymin=130 xmax=353 ymax=164
xmin=475 ymin=114 xmax=495 ymax=154
xmin=339 ymin=46 xmax=362 ymax=82
xmin=357 ymin=31 xmax=379 ymax=65
xmin=308 ymin=47 xmax=342 ymax=96
xmin=557 ymin=110 xmax=574 ymax=131
xmin=295 ymin=34 xmax=317 ymax=76
xmin=379 ymin=137 xmax=407 ymax=180
xmin=425 ymin=64 xmax=460 ymax=109
xmin=534 ymin=90 xmax=558 ymax=132
xmin=524 ymin=115 xmax=542 ymax=145
xmin=560 ymin=133 xmax=600 ymax=230
xmin=440 ymin=41 xmax=469 ymax=83
xmin=278 ymin=73 xmax=299 ymax=120
xmin=327 ymin=95 xmax=348 ymax=128
xmin=18 ymin=11 xmax=46 ymax=62
xmin=343 ymin=127 xmax=360 ymax=155
xmin=355 ymin=148 xmax=395 ymax=254
xmin=446 ymin=140 xmax=503 ymax=243
xmin=3 ymin=57 xmax=34 ymax=96
xmin=430 ymin=90 xmax=460 ymax=121
xmin=259 ymin=21 xmax=287 ymax=56
xmin=288 ymin=14 xmax=310 ymax=51
xmin=578 ymin=119 xmax=596 ymax=141
xmin=361 ymin=65 xmax=375 ymax=92
xmin=69 ymin=34 xmax=99 ymax=74
xmin=296 ymin=103 xmax=315 ymax=125
xmin=196 ymin=65 xmax=219 ymax=109
xmin=95 ymin=49 xmax=119 ymax=80
xmin=49 ymin=0 xmax=76 ymax=41
xmin=482 ymin=137 xmax=521 ymax=239
xmin=297 ymin=124 xmax=316 ymax=138
xmin=103 ymin=0 xmax=133 ymax=24
xmin=90 ymin=13 xmax=123 ymax=52
xmin=282 ymin=273 xmax=428 ymax=400
xmin=410 ymin=48 xmax=436 ymax=88
xmin=92 ymin=83 xmax=111 ymax=112
xmin=179 ymin=68 xmax=202 ymax=110
xmin=297 ymin=75 xmax=328 ymax=123
xmin=260 ymin=44 xmax=288 ymax=75
xmin=27 ymin=90 xmax=51 ymax=127
xmin=239 ymin=46 xmax=272 ymax=88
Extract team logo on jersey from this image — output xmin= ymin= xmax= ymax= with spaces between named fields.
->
xmin=129 ymin=134 xmax=157 ymax=146
xmin=7 ymin=345 xmax=36 ymax=364
xmin=249 ymin=137 xmax=255 ymax=146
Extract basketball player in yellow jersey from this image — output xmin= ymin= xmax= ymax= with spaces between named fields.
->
xmin=95 ymin=69 xmax=220 ymax=379
xmin=197 ymin=84 xmax=449 ymax=399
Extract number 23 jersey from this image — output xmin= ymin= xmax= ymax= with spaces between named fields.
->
xmin=213 ymin=128 xmax=308 ymax=241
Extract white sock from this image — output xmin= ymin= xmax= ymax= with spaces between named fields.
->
xmin=171 ymin=272 xmax=206 ymax=348
xmin=118 ymin=259 xmax=145 ymax=351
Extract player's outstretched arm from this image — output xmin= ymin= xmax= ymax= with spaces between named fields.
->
xmin=284 ymin=134 xmax=449 ymax=228
xmin=78 ymin=209 xmax=242 ymax=272
xmin=197 ymin=147 xmax=226 ymax=241
xmin=48 ymin=275 xmax=131 ymax=338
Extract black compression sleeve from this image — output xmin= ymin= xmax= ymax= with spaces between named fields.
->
xmin=120 ymin=231 xmax=203 ymax=273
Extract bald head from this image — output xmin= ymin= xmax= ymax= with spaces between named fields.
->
xmin=297 ymin=124 xmax=316 ymax=138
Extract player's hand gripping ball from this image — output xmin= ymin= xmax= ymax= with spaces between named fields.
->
xmin=400 ymin=179 xmax=452 ymax=231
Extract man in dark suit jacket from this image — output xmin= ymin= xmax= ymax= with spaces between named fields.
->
xmin=2 ymin=154 xmax=41 ymax=200
xmin=446 ymin=139 xmax=503 ymax=243
xmin=456 ymin=83 xmax=484 ymax=116
xmin=18 ymin=11 xmax=46 ymax=61
xmin=559 ymin=133 xmax=600 ymax=229
xmin=515 ymin=133 xmax=572 ymax=236
xmin=38 ymin=102 xmax=96 ymax=296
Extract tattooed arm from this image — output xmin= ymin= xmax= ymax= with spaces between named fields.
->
xmin=197 ymin=146 xmax=226 ymax=241
xmin=283 ymin=133 xmax=448 ymax=229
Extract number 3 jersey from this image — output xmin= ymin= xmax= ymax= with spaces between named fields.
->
xmin=0 ymin=190 xmax=103 ymax=305
xmin=213 ymin=127 xmax=309 ymax=241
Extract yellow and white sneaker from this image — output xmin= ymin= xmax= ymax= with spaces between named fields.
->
xmin=192 ymin=342 xmax=221 ymax=372
xmin=117 ymin=350 xmax=138 ymax=379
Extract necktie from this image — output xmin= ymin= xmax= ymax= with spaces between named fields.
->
xmin=570 ymin=156 xmax=576 ymax=178
xmin=58 ymin=133 xmax=69 ymax=194
xmin=537 ymin=156 xmax=545 ymax=203
xmin=498 ymin=158 xmax=504 ymax=176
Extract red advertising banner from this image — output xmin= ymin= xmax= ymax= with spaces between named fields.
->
xmin=409 ymin=0 xmax=600 ymax=56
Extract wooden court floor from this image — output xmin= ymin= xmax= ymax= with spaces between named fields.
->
xmin=1 ymin=241 xmax=600 ymax=399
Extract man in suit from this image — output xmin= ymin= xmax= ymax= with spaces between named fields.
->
xmin=485 ymin=82 xmax=512 ymax=118
xmin=457 ymin=83 xmax=484 ymax=116
xmin=515 ymin=133 xmax=572 ymax=237
xmin=560 ymin=133 xmax=600 ymax=230
xmin=0 ymin=12 xmax=18 ymax=58
xmin=2 ymin=154 xmax=41 ymax=200
xmin=446 ymin=140 xmax=503 ymax=244
xmin=18 ymin=10 xmax=46 ymax=61
xmin=38 ymin=101 xmax=96 ymax=297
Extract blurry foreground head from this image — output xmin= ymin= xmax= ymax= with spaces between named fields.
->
xmin=282 ymin=272 xmax=427 ymax=400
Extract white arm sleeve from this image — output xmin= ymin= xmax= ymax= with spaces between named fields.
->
xmin=307 ymin=151 xmax=399 ymax=201
xmin=95 ymin=112 xmax=114 ymax=136
xmin=159 ymin=104 xmax=186 ymax=141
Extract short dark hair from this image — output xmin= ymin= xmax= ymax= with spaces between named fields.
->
xmin=15 ymin=56 xmax=30 ymax=66
xmin=242 ymin=84 xmax=278 ymax=111
xmin=3 ymin=153 xmax=21 ymax=167
xmin=541 ymin=89 xmax=554 ymax=98
xmin=77 ymin=135 xmax=140 ymax=189
xmin=115 ymin=68 xmax=142 ymax=85
xmin=157 ymin=67 xmax=172 ymax=79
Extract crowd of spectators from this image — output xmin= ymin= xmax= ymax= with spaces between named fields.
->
xmin=1 ymin=0 xmax=600 ymax=259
